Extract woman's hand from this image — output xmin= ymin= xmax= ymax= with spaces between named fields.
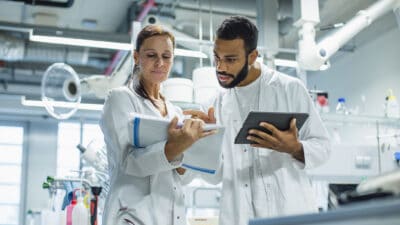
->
xmin=164 ymin=117 xmax=216 ymax=161
xmin=183 ymin=107 xmax=216 ymax=123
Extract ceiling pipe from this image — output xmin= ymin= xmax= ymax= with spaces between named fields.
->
xmin=294 ymin=0 xmax=400 ymax=71
xmin=104 ymin=0 xmax=155 ymax=75
xmin=8 ymin=0 xmax=74 ymax=8
xmin=136 ymin=0 xmax=156 ymax=22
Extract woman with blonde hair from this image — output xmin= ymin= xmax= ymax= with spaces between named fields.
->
xmin=100 ymin=24 xmax=214 ymax=225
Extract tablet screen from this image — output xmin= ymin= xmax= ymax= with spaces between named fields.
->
xmin=234 ymin=111 xmax=309 ymax=144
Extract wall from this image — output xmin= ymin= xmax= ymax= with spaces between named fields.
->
xmin=307 ymin=13 xmax=400 ymax=116
xmin=25 ymin=120 xmax=58 ymax=211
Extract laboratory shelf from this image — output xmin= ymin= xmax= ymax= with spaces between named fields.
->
xmin=320 ymin=113 xmax=400 ymax=126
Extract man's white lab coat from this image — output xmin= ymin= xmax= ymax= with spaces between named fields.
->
xmin=208 ymin=63 xmax=331 ymax=225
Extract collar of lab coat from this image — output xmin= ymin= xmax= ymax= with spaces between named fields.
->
xmin=130 ymin=88 xmax=177 ymax=119
xmin=220 ymin=63 xmax=275 ymax=119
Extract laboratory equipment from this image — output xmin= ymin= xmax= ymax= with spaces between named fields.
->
xmin=41 ymin=175 xmax=107 ymax=225
xmin=63 ymin=49 xmax=132 ymax=99
xmin=309 ymin=90 xmax=330 ymax=114
xmin=356 ymin=169 xmax=400 ymax=195
xmin=40 ymin=52 xmax=132 ymax=119
xmin=335 ymin=98 xmax=348 ymax=115
xmin=384 ymin=89 xmax=400 ymax=118
xmin=161 ymin=77 xmax=194 ymax=103
xmin=395 ymin=152 xmax=400 ymax=166
xmin=249 ymin=197 xmax=400 ymax=225
xmin=41 ymin=63 xmax=81 ymax=120
xmin=320 ymin=170 xmax=399 ymax=209
xmin=65 ymin=197 xmax=77 ymax=225
xmin=294 ymin=0 xmax=400 ymax=71
xmin=90 ymin=187 xmax=102 ymax=225
xmin=77 ymin=141 xmax=108 ymax=174
xmin=192 ymin=67 xmax=222 ymax=107
xmin=41 ymin=176 xmax=65 ymax=225
xmin=72 ymin=195 xmax=89 ymax=225
xmin=316 ymin=93 xmax=329 ymax=114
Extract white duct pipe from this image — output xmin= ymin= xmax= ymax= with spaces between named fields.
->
xmin=297 ymin=0 xmax=400 ymax=71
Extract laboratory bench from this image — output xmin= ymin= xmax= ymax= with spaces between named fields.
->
xmin=250 ymin=197 xmax=400 ymax=225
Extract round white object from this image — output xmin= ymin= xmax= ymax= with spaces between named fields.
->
xmin=192 ymin=67 xmax=218 ymax=88
xmin=41 ymin=63 xmax=81 ymax=120
xmin=162 ymin=78 xmax=193 ymax=102
xmin=192 ymin=67 xmax=222 ymax=106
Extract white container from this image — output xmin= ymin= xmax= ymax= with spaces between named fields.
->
xmin=162 ymin=78 xmax=193 ymax=102
xmin=72 ymin=197 xmax=89 ymax=225
xmin=194 ymin=87 xmax=220 ymax=107
xmin=335 ymin=98 xmax=348 ymax=115
xmin=192 ymin=67 xmax=222 ymax=106
xmin=40 ymin=209 xmax=59 ymax=225
xmin=386 ymin=95 xmax=400 ymax=118
xmin=192 ymin=67 xmax=218 ymax=88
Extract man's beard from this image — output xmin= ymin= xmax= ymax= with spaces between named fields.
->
xmin=217 ymin=59 xmax=249 ymax=89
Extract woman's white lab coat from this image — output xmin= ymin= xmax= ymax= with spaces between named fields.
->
xmin=207 ymin=64 xmax=331 ymax=225
xmin=100 ymin=86 xmax=191 ymax=225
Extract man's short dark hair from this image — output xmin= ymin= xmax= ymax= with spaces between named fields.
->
xmin=216 ymin=16 xmax=258 ymax=54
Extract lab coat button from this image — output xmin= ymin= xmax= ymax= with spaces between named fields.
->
xmin=174 ymin=186 xmax=176 ymax=190
xmin=177 ymin=216 xmax=180 ymax=219
xmin=245 ymin=184 xmax=248 ymax=187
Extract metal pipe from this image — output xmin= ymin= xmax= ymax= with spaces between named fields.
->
xmin=9 ymin=0 xmax=74 ymax=8
xmin=198 ymin=0 xmax=203 ymax=67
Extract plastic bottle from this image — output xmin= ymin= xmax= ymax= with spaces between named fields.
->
xmin=72 ymin=196 xmax=90 ymax=225
xmin=77 ymin=143 xmax=108 ymax=173
xmin=316 ymin=94 xmax=330 ymax=113
xmin=65 ymin=198 xmax=77 ymax=225
xmin=335 ymin=98 xmax=348 ymax=114
xmin=59 ymin=210 xmax=66 ymax=225
xmin=384 ymin=89 xmax=400 ymax=118
xmin=90 ymin=187 xmax=102 ymax=225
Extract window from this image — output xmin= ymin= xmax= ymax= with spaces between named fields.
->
xmin=57 ymin=122 xmax=81 ymax=177
xmin=0 ymin=125 xmax=24 ymax=225
xmin=82 ymin=123 xmax=104 ymax=148
xmin=56 ymin=121 xmax=104 ymax=177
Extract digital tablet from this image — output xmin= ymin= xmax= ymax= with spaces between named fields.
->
xmin=234 ymin=112 xmax=309 ymax=144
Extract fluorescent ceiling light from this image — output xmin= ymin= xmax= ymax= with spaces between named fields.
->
xmin=394 ymin=7 xmax=400 ymax=30
xmin=21 ymin=96 xmax=103 ymax=111
xmin=274 ymin=58 xmax=329 ymax=71
xmin=29 ymin=32 xmax=208 ymax=58
xmin=274 ymin=59 xmax=299 ymax=68
xmin=174 ymin=48 xmax=208 ymax=58
xmin=30 ymin=34 xmax=132 ymax=50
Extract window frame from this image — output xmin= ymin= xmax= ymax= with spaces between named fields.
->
xmin=56 ymin=118 xmax=103 ymax=176
xmin=0 ymin=120 xmax=28 ymax=225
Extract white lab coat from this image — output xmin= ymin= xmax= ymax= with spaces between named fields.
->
xmin=207 ymin=63 xmax=331 ymax=225
xmin=100 ymin=86 xmax=191 ymax=225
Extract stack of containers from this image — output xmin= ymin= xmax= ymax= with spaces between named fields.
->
xmin=192 ymin=67 xmax=222 ymax=107
xmin=161 ymin=78 xmax=194 ymax=103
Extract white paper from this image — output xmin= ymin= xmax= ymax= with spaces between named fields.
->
xmin=129 ymin=113 xmax=225 ymax=174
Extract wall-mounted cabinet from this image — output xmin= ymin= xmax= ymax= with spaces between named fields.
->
xmin=308 ymin=113 xmax=400 ymax=184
